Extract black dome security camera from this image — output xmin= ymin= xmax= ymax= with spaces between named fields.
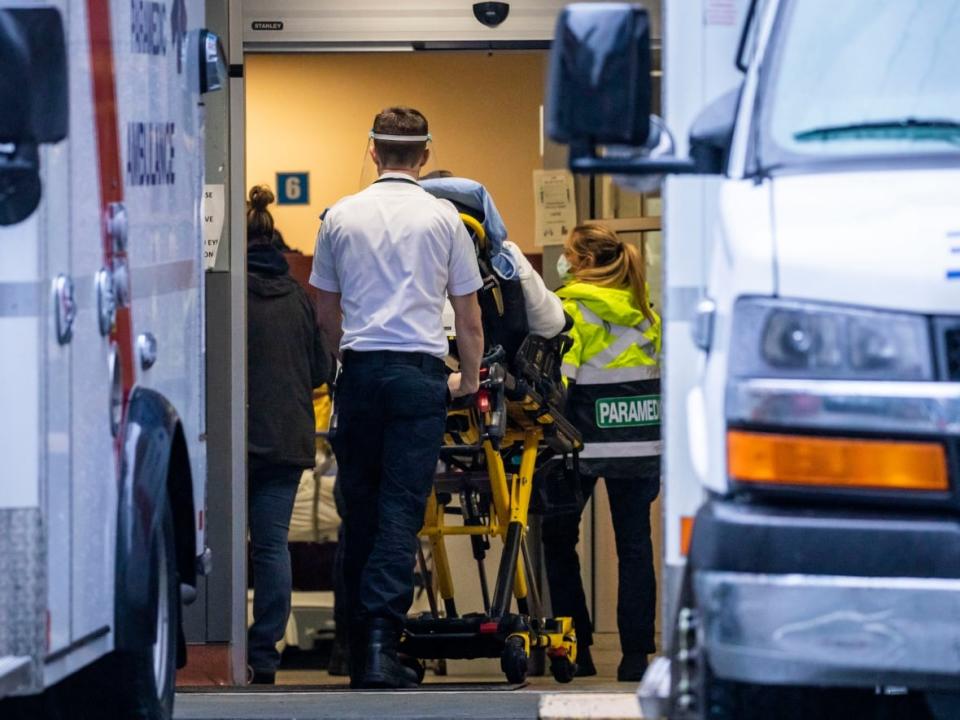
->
xmin=473 ymin=2 xmax=509 ymax=28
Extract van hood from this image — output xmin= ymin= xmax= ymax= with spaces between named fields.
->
xmin=772 ymin=168 xmax=960 ymax=315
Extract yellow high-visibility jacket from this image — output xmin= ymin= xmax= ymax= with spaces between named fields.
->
xmin=557 ymin=281 xmax=662 ymax=478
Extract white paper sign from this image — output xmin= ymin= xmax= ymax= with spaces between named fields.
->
xmin=533 ymin=169 xmax=577 ymax=246
xmin=203 ymin=183 xmax=225 ymax=270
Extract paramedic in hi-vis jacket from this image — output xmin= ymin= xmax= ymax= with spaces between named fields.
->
xmin=542 ymin=223 xmax=662 ymax=682
xmin=311 ymin=107 xmax=484 ymax=689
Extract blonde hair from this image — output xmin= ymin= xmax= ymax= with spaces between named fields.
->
xmin=564 ymin=224 xmax=655 ymax=324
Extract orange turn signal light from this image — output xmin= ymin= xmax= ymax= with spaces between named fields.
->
xmin=727 ymin=430 xmax=948 ymax=492
xmin=679 ymin=516 xmax=695 ymax=557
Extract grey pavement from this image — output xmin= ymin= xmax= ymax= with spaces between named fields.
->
xmin=174 ymin=689 xmax=544 ymax=720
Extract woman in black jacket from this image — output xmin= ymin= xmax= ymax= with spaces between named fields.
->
xmin=246 ymin=185 xmax=330 ymax=683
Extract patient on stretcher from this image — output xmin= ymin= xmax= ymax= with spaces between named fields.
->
xmin=422 ymin=175 xmax=566 ymax=351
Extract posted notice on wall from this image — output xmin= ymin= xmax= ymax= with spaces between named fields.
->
xmin=533 ymin=169 xmax=577 ymax=246
xmin=203 ymin=184 xmax=225 ymax=270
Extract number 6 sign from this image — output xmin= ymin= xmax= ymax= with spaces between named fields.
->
xmin=276 ymin=172 xmax=309 ymax=205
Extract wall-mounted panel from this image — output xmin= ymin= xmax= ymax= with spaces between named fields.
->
xmin=242 ymin=0 xmax=661 ymax=49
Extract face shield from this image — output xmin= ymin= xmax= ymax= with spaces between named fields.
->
xmin=357 ymin=130 xmax=444 ymax=188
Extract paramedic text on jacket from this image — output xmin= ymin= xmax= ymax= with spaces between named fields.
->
xmin=559 ymin=282 xmax=662 ymax=476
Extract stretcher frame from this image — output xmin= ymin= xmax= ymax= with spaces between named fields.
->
xmin=401 ymin=354 xmax=582 ymax=685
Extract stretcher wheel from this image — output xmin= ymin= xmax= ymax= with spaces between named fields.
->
xmin=500 ymin=637 xmax=529 ymax=685
xmin=550 ymin=655 xmax=576 ymax=684
xmin=400 ymin=655 xmax=425 ymax=685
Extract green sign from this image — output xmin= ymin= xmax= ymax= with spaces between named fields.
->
xmin=595 ymin=395 xmax=661 ymax=429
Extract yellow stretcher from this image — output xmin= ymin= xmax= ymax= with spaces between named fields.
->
xmin=400 ymin=337 xmax=584 ymax=684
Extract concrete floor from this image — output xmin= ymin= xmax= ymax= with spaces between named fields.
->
xmin=176 ymin=689 xmax=547 ymax=720
xmin=175 ymin=638 xmax=641 ymax=720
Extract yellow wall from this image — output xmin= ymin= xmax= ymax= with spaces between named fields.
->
xmin=245 ymin=52 xmax=547 ymax=254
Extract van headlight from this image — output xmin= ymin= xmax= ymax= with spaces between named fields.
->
xmin=730 ymin=298 xmax=933 ymax=381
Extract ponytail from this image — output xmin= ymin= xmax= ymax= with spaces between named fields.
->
xmin=564 ymin=223 xmax=655 ymax=324
xmin=622 ymin=241 xmax=655 ymax=324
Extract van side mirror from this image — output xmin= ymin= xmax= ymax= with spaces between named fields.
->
xmin=546 ymin=3 xmax=652 ymax=149
xmin=0 ymin=7 xmax=67 ymax=226
xmin=688 ymin=87 xmax=740 ymax=175
xmin=546 ymin=2 xmax=740 ymax=180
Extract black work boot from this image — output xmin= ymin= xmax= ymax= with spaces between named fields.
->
xmin=617 ymin=652 xmax=649 ymax=682
xmin=575 ymin=645 xmax=597 ymax=677
xmin=328 ymin=634 xmax=350 ymax=677
xmin=360 ymin=618 xmax=420 ymax=689
xmin=348 ymin=622 xmax=366 ymax=689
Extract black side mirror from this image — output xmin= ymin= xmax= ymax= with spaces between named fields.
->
xmin=0 ymin=7 xmax=67 ymax=226
xmin=546 ymin=3 xmax=695 ymax=178
xmin=546 ymin=3 xmax=651 ymax=149
xmin=688 ymin=87 xmax=741 ymax=174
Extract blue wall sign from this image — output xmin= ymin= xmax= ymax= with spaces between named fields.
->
xmin=277 ymin=172 xmax=309 ymax=205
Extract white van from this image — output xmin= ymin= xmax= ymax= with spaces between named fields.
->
xmin=548 ymin=2 xmax=960 ymax=718
xmin=0 ymin=2 xmax=220 ymax=717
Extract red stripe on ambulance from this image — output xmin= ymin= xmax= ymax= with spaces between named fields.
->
xmin=86 ymin=0 xmax=136 ymax=455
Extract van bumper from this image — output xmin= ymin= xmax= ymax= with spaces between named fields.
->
xmin=690 ymin=500 xmax=960 ymax=690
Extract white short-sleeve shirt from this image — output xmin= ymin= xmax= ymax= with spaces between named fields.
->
xmin=310 ymin=172 xmax=483 ymax=358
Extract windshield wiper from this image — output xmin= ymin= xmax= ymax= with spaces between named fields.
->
xmin=794 ymin=118 xmax=960 ymax=145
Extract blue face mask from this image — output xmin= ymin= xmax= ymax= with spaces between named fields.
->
xmin=556 ymin=253 xmax=573 ymax=282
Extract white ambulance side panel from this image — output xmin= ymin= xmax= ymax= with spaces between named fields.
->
xmin=662 ymin=0 xmax=751 ymax=591
xmin=67 ymin=0 xmax=119 ymax=650
xmin=0 ymin=211 xmax=41 ymax=510
xmin=39 ymin=13 xmax=74 ymax=654
xmin=114 ymin=0 xmax=207 ymax=558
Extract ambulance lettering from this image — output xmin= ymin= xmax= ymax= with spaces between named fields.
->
xmin=126 ymin=121 xmax=176 ymax=186
xmin=595 ymin=395 xmax=661 ymax=429
xmin=130 ymin=0 xmax=167 ymax=55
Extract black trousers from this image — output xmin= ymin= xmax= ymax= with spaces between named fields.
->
xmin=331 ymin=351 xmax=448 ymax=632
xmin=541 ymin=473 xmax=660 ymax=654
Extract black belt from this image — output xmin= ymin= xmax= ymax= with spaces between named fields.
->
xmin=341 ymin=349 xmax=446 ymax=372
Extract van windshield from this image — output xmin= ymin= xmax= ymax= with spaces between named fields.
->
xmin=760 ymin=0 xmax=960 ymax=166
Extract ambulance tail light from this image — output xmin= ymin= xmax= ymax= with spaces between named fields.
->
xmin=727 ymin=430 xmax=948 ymax=493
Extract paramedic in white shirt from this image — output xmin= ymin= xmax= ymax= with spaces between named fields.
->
xmin=309 ymin=107 xmax=484 ymax=689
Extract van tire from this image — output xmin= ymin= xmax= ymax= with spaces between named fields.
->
xmin=114 ymin=495 xmax=178 ymax=719
xmin=74 ymin=496 xmax=179 ymax=719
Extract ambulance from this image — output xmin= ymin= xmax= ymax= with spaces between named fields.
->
xmin=549 ymin=1 xmax=960 ymax=718
xmin=0 ymin=1 xmax=219 ymax=717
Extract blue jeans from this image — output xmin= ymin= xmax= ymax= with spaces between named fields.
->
xmin=247 ymin=461 xmax=303 ymax=673
xmin=331 ymin=351 xmax=448 ymax=631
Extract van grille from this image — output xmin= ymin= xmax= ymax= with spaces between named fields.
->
xmin=946 ymin=327 xmax=960 ymax=381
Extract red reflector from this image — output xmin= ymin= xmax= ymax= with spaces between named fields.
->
xmin=479 ymin=622 xmax=499 ymax=634
xmin=477 ymin=390 xmax=491 ymax=413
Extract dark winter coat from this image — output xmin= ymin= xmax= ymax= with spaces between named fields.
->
xmin=247 ymin=244 xmax=331 ymax=468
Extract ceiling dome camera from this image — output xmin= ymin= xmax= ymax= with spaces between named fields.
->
xmin=473 ymin=2 xmax=510 ymax=28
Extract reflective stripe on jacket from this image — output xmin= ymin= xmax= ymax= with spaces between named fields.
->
xmin=557 ymin=282 xmax=662 ymax=478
